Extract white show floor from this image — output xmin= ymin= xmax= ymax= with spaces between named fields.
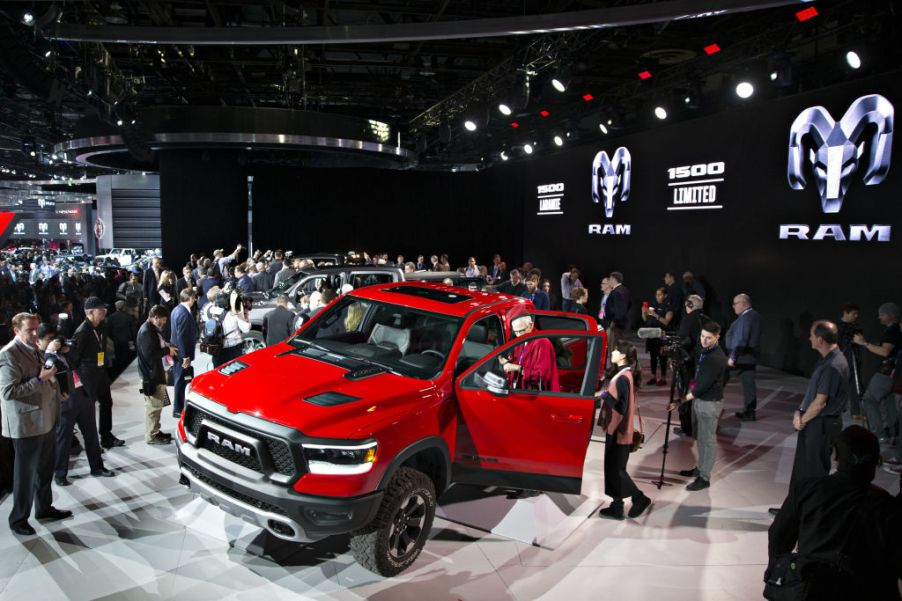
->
xmin=0 ymin=352 xmax=898 ymax=601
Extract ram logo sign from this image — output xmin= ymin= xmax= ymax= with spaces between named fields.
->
xmin=787 ymin=94 xmax=893 ymax=213
xmin=782 ymin=94 xmax=894 ymax=242
xmin=206 ymin=431 xmax=253 ymax=457
xmin=591 ymin=146 xmax=631 ymax=218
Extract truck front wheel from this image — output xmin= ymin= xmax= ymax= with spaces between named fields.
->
xmin=349 ymin=467 xmax=436 ymax=576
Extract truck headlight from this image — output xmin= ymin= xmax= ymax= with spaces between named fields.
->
xmin=302 ymin=441 xmax=378 ymax=475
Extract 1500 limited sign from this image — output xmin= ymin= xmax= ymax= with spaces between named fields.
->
xmin=666 ymin=161 xmax=726 ymax=211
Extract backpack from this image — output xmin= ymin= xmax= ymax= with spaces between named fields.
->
xmin=199 ymin=309 xmax=227 ymax=355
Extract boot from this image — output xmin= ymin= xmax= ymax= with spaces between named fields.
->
xmin=599 ymin=500 xmax=625 ymax=520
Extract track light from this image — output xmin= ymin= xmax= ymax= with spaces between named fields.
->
xmin=735 ymin=81 xmax=754 ymax=99
xmin=553 ymin=135 xmax=564 ymax=147
xmin=116 ymin=119 xmax=123 ymax=126
xmin=21 ymin=12 xmax=34 ymax=25
xmin=523 ymin=143 xmax=534 ymax=155
xmin=498 ymin=103 xmax=512 ymax=116
xmin=770 ymin=71 xmax=779 ymax=81
xmin=500 ymin=150 xmax=509 ymax=161
xmin=44 ymin=50 xmax=52 ymax=58
xmin=464 ymin=120 xmax=478 ymax=132
xmin=130 ymin=119 xmax=136 ymax=125
xmin=599 ymin=123 xmax=608 ymax=135
xmin=654 ymin=106 xmax=667 ymax=120
xmin=29 ymin=151 xmax=36 ymax=157
xmin=551 ymin=78 xmax=567 ymax=93
xmin=846 ymin=51 xmax=862 ymax=69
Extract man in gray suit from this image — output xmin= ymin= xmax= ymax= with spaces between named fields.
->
xmin=263 ymin=294 xmax=295 ymax=346
xmin=0 ymin=313 xmax=72 ymax=535
xmin=726 ymin=293 xmax=763 ymax=421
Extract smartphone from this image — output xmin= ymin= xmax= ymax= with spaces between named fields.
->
xmin=642 ymin=301 xmax=649 ymax=310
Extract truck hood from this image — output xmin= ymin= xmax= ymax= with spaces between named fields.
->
xmin=189 ymin=344 xmax=439 ymax=439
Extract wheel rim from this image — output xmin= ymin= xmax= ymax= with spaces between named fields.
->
xmin=387 ymin=492 xmax=427 ymax=560
xmin=243 ymin=339 xmax=265 ymax=353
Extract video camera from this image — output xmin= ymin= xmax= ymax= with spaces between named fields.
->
xmin=637 ymin=327 xmax=688 ymax=364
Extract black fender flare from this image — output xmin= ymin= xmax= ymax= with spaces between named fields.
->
xmin=377 ymin=436 xmax=451 ymax=494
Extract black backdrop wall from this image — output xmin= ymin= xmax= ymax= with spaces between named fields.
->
xmin=158 ymin=70 xmax=901 ymax=377
xmin=517 ymin=70 xmax=901 ymax=376
xmin=250 ymin=167 xmax=526 ymax=271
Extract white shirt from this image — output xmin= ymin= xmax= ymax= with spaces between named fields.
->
xmin=222 ymin=312 xmax=251 ymax=348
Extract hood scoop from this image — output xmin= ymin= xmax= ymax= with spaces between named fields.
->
xmin=343 ymin=365 xmax=387 ymax=380
xmin=304 ymin=391 xmax=362 ymax=407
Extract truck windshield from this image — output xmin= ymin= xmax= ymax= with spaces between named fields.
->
xmin=291 ymin=296 xmax=461 ymax=379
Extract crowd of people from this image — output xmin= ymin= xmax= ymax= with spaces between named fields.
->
xmin=1 ymin=245 xmax=901 ymax=598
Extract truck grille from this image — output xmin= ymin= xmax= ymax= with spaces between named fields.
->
xmin=185 ymin=405 xmax=297 ymax=476
xmin=185 ymin=465 xmax=289 ymax=516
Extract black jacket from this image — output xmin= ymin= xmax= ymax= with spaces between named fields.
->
xmin=143 ymin=267 xmax=162 ymax=306
xmin=602 ymin=285 xmax=631 ymax=330
xmin=106 ymin=309 xmax=137 ymax=347
xmin=137 ymin=320 xmax=171 ymax=387
xmin=263 ymin=306 xmax=296 ymax=346
xmin=69 ymin=319 xmax=109 ymax=399
xmin=678 ymin=310 xmax=709 ymax=354
xmin=692 ymin=343 xmax=727 ymax=401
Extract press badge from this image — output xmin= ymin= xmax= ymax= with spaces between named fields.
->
xmin=97 ymin=352 xmax=105 ymax=367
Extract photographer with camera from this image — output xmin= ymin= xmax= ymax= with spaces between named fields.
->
xmin=837 ymin=304 xmax=864 ymax=420
xmin=41 ymin=324 xmax=114 ymax=486
xmin=854 ymin=302 xmax=901 ymax=444
xmin=669 ymin=322 xmax=728 ymax=491
xmin=673 ymin=295 xmax=709 ymax=435
xmin=137 ymin=305 xmax=178 ymax=445
xmin=217 ymin=291 xmax=251 ymax=367
xmin=641 ymin=287 xmax=674 ymax=386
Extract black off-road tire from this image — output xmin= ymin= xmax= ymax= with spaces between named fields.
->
xmin=349 ymin=467 xmax=436 ymax=576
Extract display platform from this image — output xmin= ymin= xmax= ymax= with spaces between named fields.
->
xmin=0 ymin=350 xmax=898 ymax=600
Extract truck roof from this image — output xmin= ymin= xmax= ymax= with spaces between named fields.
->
xmin=349 ymin=280 xmax=527 ymax=318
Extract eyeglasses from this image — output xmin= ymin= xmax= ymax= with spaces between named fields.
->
xmin=513 ymin=328 xmax=529 ymax=335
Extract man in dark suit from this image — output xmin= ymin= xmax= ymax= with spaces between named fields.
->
xmin=726 ymin=293 xmax=763 ymax=421
xmin=143 ymin=256 xmax=163 ymax=313
xmin=170 ymin=289 xmax=198 ymax=419
xmin=176 ymin=265 xmax=195 ymax=296
xmin=137 ymin=305 xmax=177 ymax=445
xmin=0 ymin=313 xmax=72 ymax=535
xmin=70 ymin=297 xmax=124 ymax=449
xmin=602 ymin=271 xmax=631 ymax=351
xmin=263 ymin=294 xmax=295 ymax=346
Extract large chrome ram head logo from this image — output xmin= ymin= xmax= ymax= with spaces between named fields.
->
xmin=788 ymin=94 xmax=893 ymax=213
xmin=591 ymin=146 xmax=631 ymax=218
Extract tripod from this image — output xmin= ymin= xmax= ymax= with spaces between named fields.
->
xmin=652 ymin=353 xmax=688 ymax=489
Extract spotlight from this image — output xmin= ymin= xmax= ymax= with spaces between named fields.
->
xmin=654 ymin=106 xmax=667 ymax=120
xmin=21 ymin=12 xmax=34 ymax=25
xmin=29 ymin=151 xmax=36 ymax=157
xmin=846 ymin=51 xmax=862 ymax=69
xmin=87 ymin=90 xmax=93 ymax=96
xmin=598 ymin=123 xmax=608 ymax=134
xmin=464 ymin=120 xmax=477 ymax=132
xmin=130 ymin=119 xmax=136 ymax=125
xmin=551 ymin=78 xmax=567 ymax=93
xmin=500 ymin=150 xmax=509 ymax=161
xmin=735 ymin=81 xmax=754 ymax=99
xmin=769 ymin=71 xmax=778 ymax=81
xmin=498 ymin=103 xmax=512 ymax=116
xmin=553 ymin=135 xmax=564 ymax=147
xmin=607 ymin=119 xmax=613 ymax=125
xmin=116 ymin=119 xmax=123 ymax=126
xmin=523 ymin=143 xmax=534 ymax=155
xmin=51 ymin=153 xmax=58 ymax=160
xmin=44 ymin=50 xmax=52 ymax=58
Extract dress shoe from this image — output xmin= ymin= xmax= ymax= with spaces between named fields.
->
xmin=91 ymin=468 xmax=115 ymax=478
xmin=628 ymin=493 xmax=652 ymax=518
xmin=686 ymin=477 xmax=710 ymax=491
xmin=11 ymin=523 xmax=36 ymax=536
xmin=598 ymin=502 xmax=625 ymax=520
xmin=679 ymin=467 xmax=699 ymax=478
xmin=54 ymin=475 xmax=72 ymax=487
xmin=768 ymin=507 xmax=781 ymax=516
xmin=735 ymin=410 xmax=757 ymax=421
xmin=101 ymin=437 xmax=125 ymax=449
xmin=36 ymin=507 xmax=73 ymax=521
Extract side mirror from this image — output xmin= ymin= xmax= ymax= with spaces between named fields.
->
xmin=483 ymin=371 xmax=509 ymax=397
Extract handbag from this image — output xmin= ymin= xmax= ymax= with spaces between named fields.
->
xmin=630 ymin=390 xmax=645 ymax=453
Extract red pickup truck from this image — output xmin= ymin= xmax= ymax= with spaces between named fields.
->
xmin=176 ymin=282 xmax=606 ymax=575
